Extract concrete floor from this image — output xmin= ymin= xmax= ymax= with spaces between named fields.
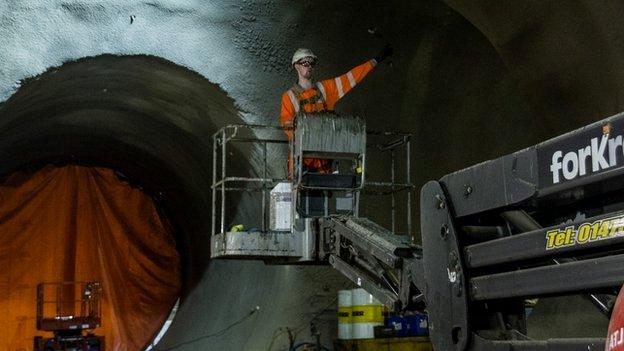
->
xmin=1 ymin=0 xmax=622 ymax=349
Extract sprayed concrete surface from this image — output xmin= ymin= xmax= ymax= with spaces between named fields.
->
xmin=2 ymin=0 xmax=624 ymax=349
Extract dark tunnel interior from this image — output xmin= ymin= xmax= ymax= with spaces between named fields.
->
xmin=0 ymin=54 xmax=242 ymax=286
xmin=0 ymin=164 xmax=182 ymax=350
xmin=0 ymin=55 xmax=244 ymax=349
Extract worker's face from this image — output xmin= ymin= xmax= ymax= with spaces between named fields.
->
xmin=295 ymin=58 xmax=315 ymax=79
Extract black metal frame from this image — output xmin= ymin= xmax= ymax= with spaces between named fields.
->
xmin=417 ymin=112 xmax=624 ymax=350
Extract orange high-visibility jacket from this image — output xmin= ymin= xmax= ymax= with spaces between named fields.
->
xmin=280 ymin=59 xmax=377 ymax=139
xmin=279 ymin=59 xmax=377 ymax=173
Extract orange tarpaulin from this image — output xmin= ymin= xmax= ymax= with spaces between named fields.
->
xmin=0 ymin=165 xmax=181 ymax=351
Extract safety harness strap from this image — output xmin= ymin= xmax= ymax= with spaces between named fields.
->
xmin=316 ymin=82 xmax=327 ymax=104
xmin=286 ymin=90 xmax=300 ymax=113
xmin=290 ymin=83 xmax=328 ymax=112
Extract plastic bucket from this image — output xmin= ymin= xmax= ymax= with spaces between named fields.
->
xmin=337 ymin=290 xmax=353 ymax=339
xmin=351 ymin=288 xmax=384 ymax=339
xmin=405 ymin=313 xmax=429 ymax=336
xmin=387 ymin=315 xmax=407 ymax=337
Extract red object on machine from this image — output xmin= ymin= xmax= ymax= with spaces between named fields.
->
xmin=606 ymin=285 xmax=624 ymax=350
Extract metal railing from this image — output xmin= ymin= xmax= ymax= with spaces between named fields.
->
xmin=211 ymin=124 xmax=289 ymax=235
xmin=211 ymin=122 xmax=414 ymax=236
xmin=364 ymin=130 xmax=413 ymax=235
xmin=36 ymin=281 xmax=102 ymax=331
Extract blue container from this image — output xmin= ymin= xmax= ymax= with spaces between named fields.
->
xmin=386 ymin=316 xmax=408 ymax=337
xmin=404 ymin=313 xmax=429 ymax=336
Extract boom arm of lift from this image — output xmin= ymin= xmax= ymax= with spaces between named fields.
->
xmin=317 ymin=216 xmax=425 ymax=312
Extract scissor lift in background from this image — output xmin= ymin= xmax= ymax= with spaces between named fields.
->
xmin=34 ymin=281 xmax=104 ymax=351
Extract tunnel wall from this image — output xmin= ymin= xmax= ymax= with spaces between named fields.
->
xmin=4 ymin=1 xmax=624 ymax=232
xmin=446 ymin=0 xmax=624 ymax=132
xmin=2 ymin=0 xmax=624 ymax=349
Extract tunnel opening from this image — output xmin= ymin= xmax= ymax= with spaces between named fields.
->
xmin=0 ymin=54 xmax=243 ymax=350
xmin=0 ymin=163 xmax=181 ymax=350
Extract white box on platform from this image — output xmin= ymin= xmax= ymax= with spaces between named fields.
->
xmin=270 ymin=182 xmax=292 ymax=231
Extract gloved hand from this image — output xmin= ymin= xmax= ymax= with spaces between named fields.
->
xmin=374 ymin=44 xmax=394 ymax=63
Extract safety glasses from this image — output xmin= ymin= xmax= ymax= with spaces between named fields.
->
xmin=297 ymin=61 xmax=316 ymax=68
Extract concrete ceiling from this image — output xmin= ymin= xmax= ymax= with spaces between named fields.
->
xmin=0 ymin=0 xmax=621 ymax=349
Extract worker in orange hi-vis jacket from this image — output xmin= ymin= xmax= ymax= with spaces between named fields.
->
xmin=280 ymin=45 xmax=393 ymax=176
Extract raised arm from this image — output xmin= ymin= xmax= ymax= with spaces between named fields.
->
xmin=320 ymin=60 xmax=377 ymax=108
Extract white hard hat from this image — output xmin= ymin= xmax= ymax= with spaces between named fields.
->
xmin=291 ymin=48 xmax=317 ymax=66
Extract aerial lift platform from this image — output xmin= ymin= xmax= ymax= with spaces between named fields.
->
xmin=211 ymin=112 xmax=414 ymax=268
xmin=211 ymin=111 xmax=624 ymax=350
xmin=34 ymin=281 xmax=104 ymax=351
